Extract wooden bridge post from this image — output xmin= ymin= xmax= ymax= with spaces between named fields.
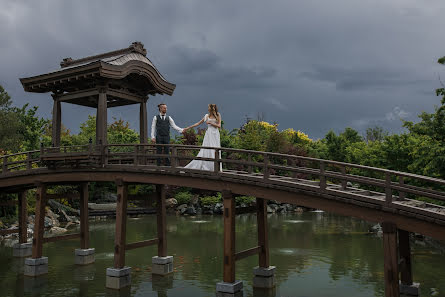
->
xmin=75 ymin=182 xmax=95 ymax=265
xmin=382 ymin=222 xmax=399 ymax=297
xmin=152 ymin=184 xmax=173 ymax=276
xmin=106 ymin=179 xmax=131 ymax=289
xmin=24 ymin=183 xmax=48 ymax=276
xmin=216 ymin=190 xmax=243 ymax=296
xmin=32 ymin=184 xmax=46 ymax=259
xmin=398 ymin=229 xmax=420 ymax=296
xmin=156 ymin=184 xmax=167 ymax=257
xmin=13 ymin=190 xmax=32 ymax=258
xmin=114 ymin=179 xmax=127 ymax=269
xmin=253 ymin=198 xmax=276 ymax=289
xmin=223 ymin=190 xmax=235 ymax=283
xmin=18 ymin=191 xmax=28 ymax=244
xmin=257 ymin=198 xmax=269 ymax=268
xmin=319 ymin=161 xmax=326 ymax=191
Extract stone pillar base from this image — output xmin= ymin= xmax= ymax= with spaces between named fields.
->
xmin=400 ymin=282 xmax=420 ymax=297
xmin=216 ymin=280 xmax=243 ymax=297
xmin=24 ymin=257 xmax=48 ymax=277
xmin=106 ymin=267 xmax=131 ymax=290
xmin=75 ymin=248 xmax=95 ymax=265
xmin=152 ymin=256 xmax=173 ymax=275
xmin=13 ymin=242 xmax=32 ymax=257
xmin=253 ymin=266 xmax=276 ymax=288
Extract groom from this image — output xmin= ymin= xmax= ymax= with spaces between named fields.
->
xmin=151 ymin=103 xmax=184 ymax=166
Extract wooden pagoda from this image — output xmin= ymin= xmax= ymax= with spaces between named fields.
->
xmin=20 ymin=41 xmax=176 ymax=146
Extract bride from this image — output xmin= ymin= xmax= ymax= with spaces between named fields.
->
xmin=183 ymin=104 xmax=222 ymax=171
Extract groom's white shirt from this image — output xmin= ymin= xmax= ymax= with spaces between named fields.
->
xmin=151 ymin=113 xmax=184 ymax=138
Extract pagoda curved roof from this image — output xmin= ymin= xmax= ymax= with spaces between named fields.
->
xmin=20 ymin=42 xmax=176 ymax=96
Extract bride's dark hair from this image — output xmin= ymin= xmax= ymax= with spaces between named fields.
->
xmin=208 ymin=104 xmax=219 ymax=120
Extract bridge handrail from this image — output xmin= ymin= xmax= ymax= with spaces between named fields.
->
xmin=1 ymin=144 xmax=444 ymax=192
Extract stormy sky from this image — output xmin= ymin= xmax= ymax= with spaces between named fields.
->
xmin=1 ymin=0 xmax=445 ymax=139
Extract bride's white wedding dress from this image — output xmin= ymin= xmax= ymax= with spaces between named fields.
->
xmin=184 ymin=114 xmax=222 ymax=171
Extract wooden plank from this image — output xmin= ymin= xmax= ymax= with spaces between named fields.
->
xmin=114 ymin=179 xmax=127 ymax=268
xmin=43 ymin=233 xmax=80 ymax=243
xmin=235 ymin=246 xmax=261 ymax=261
xmin=0 ymin=228 xmax=19 ymax=235
xmin=398 ymin=229 xmax=412 ymax=286
xmin=128 ymin=193 xmax=157 ymax=201
xmin=256 ymin=198 xmax=269 ymax=267
xmin=382 ymin=222 xmax=399 ymax=297
xmin=223 ymin=190 xmax=235 ymax=283
xmin=32 ymin=184 xmax=47 ymax=259
xmin=156 ymin=184 xmax=167 ymax=257
xmin=0 ymin=200 xmax=18 ymax=206
xmin=79 ymin=183 xmax=89 ymax=249
xmin=18 ymin=191 xmax=27 ymax=244
xmin=46 ymin=193 xmax=80 ymax=200
xmin=125 ymin=238 xmax=159 ymax=251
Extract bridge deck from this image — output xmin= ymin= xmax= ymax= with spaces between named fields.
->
xmin=1 ymin=144 xmax=445 ymax=239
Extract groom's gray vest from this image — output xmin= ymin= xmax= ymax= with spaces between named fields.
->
xmin=156 ymin=114 xmax=170 ymax=137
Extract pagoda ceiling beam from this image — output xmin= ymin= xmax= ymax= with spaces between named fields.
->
xmin=58 ymin=88 xmax=100 ymax=102
xmin=107 ymin=89 xmax=146 ymax=103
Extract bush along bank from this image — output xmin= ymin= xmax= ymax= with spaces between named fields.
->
xmin=167 ymin=189 xmax=311 ymax=216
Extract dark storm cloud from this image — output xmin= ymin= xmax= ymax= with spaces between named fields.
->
xmin=1 ymin=0 xmax=445 ymax=139
xmin=164 ymin=45 xmax=281 ymax=89
xmin=300 ymin=65 xmax=427 ymax=91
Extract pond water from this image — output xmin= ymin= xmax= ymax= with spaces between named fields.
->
xmin=0 ymin=211 xmax=444 ymax=297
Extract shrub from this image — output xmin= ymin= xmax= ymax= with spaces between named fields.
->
xmin=235 ymin=196 xmax=256 ymax=206
xmin=200 ymin=192 xmax=222 ymax=206
xmin=175 ymin=191 xmax=193 ymax=205
xmin=201 ymin=195 xmax=221 ymax=206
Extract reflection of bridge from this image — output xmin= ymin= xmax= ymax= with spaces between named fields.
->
xmin=1 ymin=144 xmax=444 ymax=297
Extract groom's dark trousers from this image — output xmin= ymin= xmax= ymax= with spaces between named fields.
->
xmin=156 ymin=135 xmax=170 ymax=166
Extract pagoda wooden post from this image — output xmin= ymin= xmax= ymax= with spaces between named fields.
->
xmin=382 ymin=222 xmax=399 ymax=297
xmin=96 ymin=88 xmax=108 ymax=145
xmin=139 ymin=99 xmax=148 ymax=144
xmin=51 ymin=94 xmax=61 ymax=147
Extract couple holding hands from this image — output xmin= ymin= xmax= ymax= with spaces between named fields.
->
xmin=150 ymin=103 xmax=221 ymax=171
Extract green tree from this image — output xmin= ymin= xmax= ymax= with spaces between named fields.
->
xmin=0 ymin=85 xmax=22 ymax=152
xmin=10 ymin=104 xmax=50 ymax=150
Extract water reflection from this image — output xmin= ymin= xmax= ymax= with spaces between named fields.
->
xmin=0 ymin=212 xmax=444 ymax=297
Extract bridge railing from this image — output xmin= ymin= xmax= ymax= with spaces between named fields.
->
xmin=1 ymin=144 xmax=445 ymax=210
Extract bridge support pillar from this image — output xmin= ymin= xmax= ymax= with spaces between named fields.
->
xmin=106 ymin=180 xmax=131 ymax=289
xmin=152 ymin=185 xmax=173 ymax=275
xmin=398 ymin=229 xmax=419 ymax=297
xmin=76 ymin=183 xmax=95 ymax=265
xmin=25 ymin=184 xmax=48 ymax=277
xmin=382 ymin=222 xmax=399 ymax=297
xmin=252 ymin=198 xmax=275 ymax=289
xmin=216 ymin=190 xmax=243 ymax=297
xmin=14 ymin=191 xmax=31 ymax=257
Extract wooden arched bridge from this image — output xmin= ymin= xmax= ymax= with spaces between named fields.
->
xmin=1 ymin=143 xmax=445 ymax=297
